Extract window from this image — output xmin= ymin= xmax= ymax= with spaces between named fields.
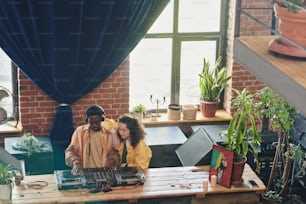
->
xmin=129 ymin=0 xmax=228 ymax=111
xmin=0 ymin=47 xmax=18 ymax=122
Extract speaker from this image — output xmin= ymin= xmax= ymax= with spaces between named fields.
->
xmin=85 ymin=105 xmax=105 ymax=122
xmin=175 ymin=128 xmax=216 ymax=166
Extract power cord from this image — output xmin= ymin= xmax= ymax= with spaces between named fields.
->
xmin=27 ymin=181 xmax=48 ymax=189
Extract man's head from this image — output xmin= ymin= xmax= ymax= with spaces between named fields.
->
xmin=85 ymin=105 xmax=105 ymax=131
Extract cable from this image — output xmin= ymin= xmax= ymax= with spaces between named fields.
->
xmin=27 ymin=181 xmax=48 ymax=189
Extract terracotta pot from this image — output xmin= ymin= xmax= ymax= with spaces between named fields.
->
xmin=268 ymin=3 xmax=306 ymax=57
xmin=199 ymin=100 xmax=219 ymax=117
xmin=231 ymin=157 xmax=247 ymax=187
xmin=275 ymin=3 xmax=306 ymax=47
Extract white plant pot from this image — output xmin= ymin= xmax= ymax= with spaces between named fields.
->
xmin=0 ymin=184 xmax=11 ymax=200
xmin=131 ymin=112 xmax=143 ymax=123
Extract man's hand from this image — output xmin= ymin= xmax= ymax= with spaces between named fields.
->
xmin=72 ymin=163 xmax=83 ymax=176
xmin=106 ymin=148 xmax=121 ymax=169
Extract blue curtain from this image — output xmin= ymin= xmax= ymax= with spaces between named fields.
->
xmin=0 ymin=0 xmax=169 ymax=169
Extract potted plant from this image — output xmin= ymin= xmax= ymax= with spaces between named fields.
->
xmin=199 ymin=56 xmax=231 ymax=117
xmin=276 ymin=0 xmax=305 ymax=13
xmin=257 ymin=87 xmax=305 ymax=203
xmin=219 ymin=88 xmax=261 ymax=186
xmin=0 ymin=163 xmax=14 ymax=201
xmin=131 ymin=104 xmax=146 ymax=122
xmin=268 ymin=0 xmax=306 ymax=57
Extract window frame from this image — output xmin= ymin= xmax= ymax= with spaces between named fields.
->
xmin=0 ymin=56 xmax=19 ymax=124
xmin=11 ymin=63 xmax=19 ymax=121
xmin=132 ymin=0 xmax=229 ymax=109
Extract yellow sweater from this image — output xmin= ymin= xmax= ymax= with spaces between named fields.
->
xmin=118 ymin=139 xmax=152 ymax=172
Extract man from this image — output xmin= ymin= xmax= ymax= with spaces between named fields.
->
xmin=65 ymin=105 xmax=120 ymax=175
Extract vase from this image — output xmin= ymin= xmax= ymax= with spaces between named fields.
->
xmin=231 ymin=157 xmax=247 ymax=187
xmin=0 ymin=184 xmax=12 ymax=200
xmin=167 ymin=104 xmax=181 ymax=120
xmin=182 ymin=104 xmax=197 ymax=120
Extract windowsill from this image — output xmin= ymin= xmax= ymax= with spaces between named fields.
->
xmin=142 ymin=109 xmax=232 ymax=126
xmin=0 ymin=121 xmax=23 ymax=135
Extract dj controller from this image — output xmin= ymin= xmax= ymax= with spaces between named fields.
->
xmin=54 ymin=166 xmax=145 ymax=190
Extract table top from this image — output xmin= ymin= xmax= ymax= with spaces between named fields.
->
xmin=10 ymin=164 xmax=266 ymax=204
xmin=145 ymin=126 xmax=187 ymax=146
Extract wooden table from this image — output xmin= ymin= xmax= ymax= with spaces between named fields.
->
xmin=9 ymin=164 xmax=265 ymax=204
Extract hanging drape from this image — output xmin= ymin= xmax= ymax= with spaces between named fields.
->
xmin=0 ymin=0 xmax=169 ymax=169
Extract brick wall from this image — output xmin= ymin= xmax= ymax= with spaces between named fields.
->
xmin=229 ymin=0 xmax=273 ymax=104
xmin=239 ymin=0 xmax=273 ymax=36
xmin=19 ymin=58 xmax=129 ymax=136
xmin=232 ymin=62 xmax=266 ymax=93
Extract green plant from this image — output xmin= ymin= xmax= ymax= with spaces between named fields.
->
xmin=277 ymin=0 xmax=306 ymax=13
xmin=132 ymin=104 xmax=146 ymax=114
xmin=262 ymin=190 xmax=283 ymax=203
xmin=14 ymin=133 xmax=46 ymax=155
xmin=199 ymin=56 xmax=231 ymax=102
xmin=257 ymin=87 xmax=304 ymax=200
xmin=219 ymin=88 xmax=261 ymax=171
xmin=0 ymin=163 xmax=14 ymax=200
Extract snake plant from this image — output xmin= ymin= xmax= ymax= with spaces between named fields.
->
xmin=199 ymin=56 xmax=231 ymax=102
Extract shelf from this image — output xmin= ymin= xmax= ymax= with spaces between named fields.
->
xmin=234 ymin=35 xmax=306 ymax=117
xmin=0 ymin=121 xmax=23 ymax=134
xmin=143 ymin=109 xmax=232 ymax=126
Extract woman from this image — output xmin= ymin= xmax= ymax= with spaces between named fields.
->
xmin=117 ymin=114 xmax=152 ymax=171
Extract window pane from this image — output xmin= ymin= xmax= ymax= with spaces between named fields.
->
xmin=0 ymin=48 xmax=12 ymax=91
xmin=147 ymin=0 xmax=173 ymax=33
xmin=178 ymin=0 xmax=221 ymax=32
xmin=130 ymin=39 xmax=172 ymax=111
xmin=179 ymin=41 xmax=217 ymax=105
xmin=0 ymin=48 xmax=14 ymax=118
xmin=130 ymin=0 xmax=225 ymax=112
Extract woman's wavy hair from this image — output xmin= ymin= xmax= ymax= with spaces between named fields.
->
xmin=117 ymin=114 xmax=146 ymax=147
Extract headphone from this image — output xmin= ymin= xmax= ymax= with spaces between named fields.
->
xmin=84 ymin=105 xmax=106 ymax=123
